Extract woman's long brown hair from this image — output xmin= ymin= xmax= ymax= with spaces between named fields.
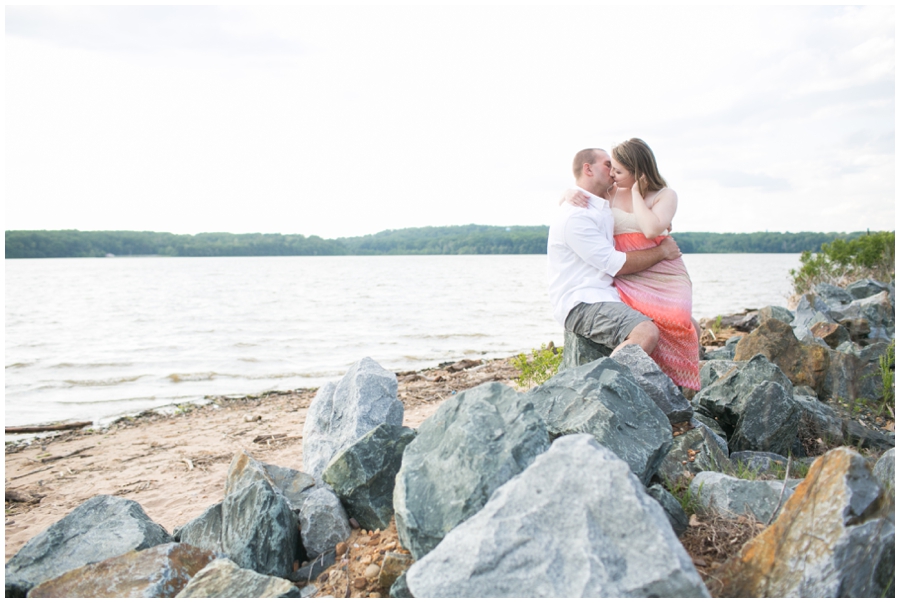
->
xmin=612 ymin=138 xmax=667 ymax=197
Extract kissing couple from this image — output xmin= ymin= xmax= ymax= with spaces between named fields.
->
xmin=548 ymin=138 xmax=700 ymax=390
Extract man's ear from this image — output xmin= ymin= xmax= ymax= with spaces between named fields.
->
xmin=582 ymin=162 xmax=594 ymax=176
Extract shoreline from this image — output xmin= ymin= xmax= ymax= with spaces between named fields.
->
xmin=4 ymin=356 xmax=521 ymax=562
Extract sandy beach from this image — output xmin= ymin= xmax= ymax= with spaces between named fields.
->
xmin=5 ymin=357 xmax=520 ymax=563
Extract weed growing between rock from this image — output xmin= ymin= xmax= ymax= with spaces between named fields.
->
xmin=679 ymin=510 xmax=765 ymax=595
xmin=512 ymin=342 xmax=563 ymax=388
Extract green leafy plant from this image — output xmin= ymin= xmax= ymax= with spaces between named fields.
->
xmin=665 ymin=477 xmax=703 ymax=516
xmin=790 ymin=231 xmax=894 ymax=296
xmin=877 ymin=340 xmax=895 ymax=420
xmin=512 ymin=343 xmax=563 ymax=388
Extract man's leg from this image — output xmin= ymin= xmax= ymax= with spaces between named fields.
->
xmin=613 ymin=320 xmax=659 ymax=355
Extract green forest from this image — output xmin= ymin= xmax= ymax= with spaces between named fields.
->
xmin=5 ymin=227 xmax=874 ymax=259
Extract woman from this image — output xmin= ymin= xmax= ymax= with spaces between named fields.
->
xmin=565 ymin=138 xmax=700 ymax=390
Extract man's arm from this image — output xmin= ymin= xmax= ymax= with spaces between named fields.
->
xmin=617 ymin=237 xmax=681 ymax=275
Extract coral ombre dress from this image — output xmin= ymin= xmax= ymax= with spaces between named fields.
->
xmin=612 ymin=207 xmax=701 ymax=390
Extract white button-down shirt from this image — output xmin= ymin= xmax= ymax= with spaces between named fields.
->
xmin=547 ymin=187 xmax=627 ymax=326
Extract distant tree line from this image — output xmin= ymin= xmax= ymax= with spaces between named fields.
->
xmin=4 ymin=227 xmax=875 ymax=259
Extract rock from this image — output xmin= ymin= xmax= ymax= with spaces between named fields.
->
xmin=365 ymin=563 xmax=381 ymax=579
xmin=847 ymin=278 xmax=890 ymax=300
xmin=560 ymin=329 xmax=611 ymax=371
xmin=713 ymin=311 xmax=759 ymax=332
xmin=221 ymin=479 xmax=299 ymax=578
xmin=842 ymin=419 xmax=895 ymax=452
xmin=833 ymin=291 xmax=894 ymax=342
xmin=524 ymin=358 xmax=672 ymax=485
xmin=814 ymin=282 xmax=854 ymax=308
xmin=289 ymin=551 xmax=336 ymax=583
xmin=646 ymin=484 xmax=690 ymax=537
xmin=790 ymin=292 xmax=836 ymax=340
xmin=839 ymin=317 xmax=871 ymax=341
xmin=405 ymin=435 xmax=709 ymax=597
xmin=323 ymin=424 xmax=416 ymax=531
xmin=394 ymin=382 xmax=549 ymax=559
xmin=175 ymin=558 xmax=301 ymax=598
xmin=872 ymin=449 xmax=895 ymax=490
xmin=713 ymin=447 xmax=894 ymax=597
xmin=691 ymin=472 xmax=794 ymax=522
xmin=757 ymin=305 xmax=794 ymax=325
xmin=303 ymin=358 xmax=405 ymax=480
xmin=655 ymin=422 xmax=731 ymax=486
xmin=389 ymin=572 xmax=412 ymax=598
xmin=704 ymin=335 xmax=742 ymax=360
xmin=699 ymin=359 xmax=741 ymax=389
xmin=260 ymin=463 xmax=317 ymax=512
xmin=729 ymin=381 xmax=800 ymax=457
xmin=734 ymin=319 xmax=828 ymax=394
xmin=298 ymin=487 xmax=351 ymax=559
xmin=810 ymin=321 xmax=851 ymax=348
xmin=690 ymin=410 xmax=728 ymax=443
xmin=5 ymin=495 xmax=171 ymax=597
xmin=729 ymin=451 xmax=789 ymax=474
xmin=174 ymin=502 xmax=224 ymax=554
xmin=694 ymin=354 xmax=793 ymax=434
xmin=792 ymin=394 xmax=844 ymax=446
xmin=610 ymin=344 xmax=693 ymax=423
xmin=378 ymin=553 xmax=413 ymax=589
xmin=27 ymin=543 xmax=215 ymax=598
xmin=447 ymin=359 xmax=481 ymax=372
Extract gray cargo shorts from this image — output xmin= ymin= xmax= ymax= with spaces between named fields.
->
xmin=564 ymin=302 xmax=651 ymax=350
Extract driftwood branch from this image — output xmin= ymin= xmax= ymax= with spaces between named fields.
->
xmin=767 ymin=456 xmax=793 ymax=525
xmin=6 ymin=421 xmax=92 ymax=434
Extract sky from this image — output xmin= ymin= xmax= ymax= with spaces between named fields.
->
xmin=4 ymin=4 xmax=896 ymax=239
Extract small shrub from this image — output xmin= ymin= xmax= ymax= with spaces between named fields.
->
xmin=512 ymin=343 xmax=563 ymax=388
xmin=878 ymin=340 xmax=895 ymax=419
xmin=790 ymin=231 xmax=894 ymax=296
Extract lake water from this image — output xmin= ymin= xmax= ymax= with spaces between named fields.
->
xmin=5 ymin=254 xmax=801 ymax=428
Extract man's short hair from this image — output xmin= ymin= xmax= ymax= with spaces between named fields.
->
xmin=573 ymin=148 xmax=603 ymax=179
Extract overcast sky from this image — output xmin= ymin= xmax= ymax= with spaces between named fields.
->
xmin=5 ymin=4 xmax=895 ymax=238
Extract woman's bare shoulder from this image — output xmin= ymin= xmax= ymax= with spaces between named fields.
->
xmin=651 ymin=187 xmax=677 ymax=205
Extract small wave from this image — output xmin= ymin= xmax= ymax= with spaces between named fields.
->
xmin=238 ymin=357 xmax=260 ymax=363
xmin=413 ymin=333 xmax=491 ymax=340
xmin=51 ymin=362 xmax=133 ymax=369
xmin=5 ymin=362 xmax=35 ymax=369
xmin=63 ymin=375 xmax=145 ymax=387
xmin=167 ymin=372 xmax=218 ymax=383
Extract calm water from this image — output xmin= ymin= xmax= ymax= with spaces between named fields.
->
xmin=5 ymin=254 xmax=800 ymax=427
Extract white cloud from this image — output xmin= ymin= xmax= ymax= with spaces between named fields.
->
xmin=5 ymin=5 xmax=894 ymax=237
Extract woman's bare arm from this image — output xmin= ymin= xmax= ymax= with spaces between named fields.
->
xmin=630 ymin=184 xmax=677 ymax=238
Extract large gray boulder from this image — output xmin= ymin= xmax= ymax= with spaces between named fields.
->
xmin=729 ymin=381 xmax=800 ymax=457
xmin=847 ymin=278 xmax=890 ymax=300
xmin=872 ymin=448 xmax=895 ymax=491
xmin=691 ymin=472 xmax=796 ymax=522
xmin=655 ymin=422 xmax=731 ymax=486
xmin=560 ymin=329 xmax=611 ymax=370
xmin=298 ymin=486 xmax=351 ymax=559
xmin=5 ymin=495 xmax=171 ymax=597
xmin=793 ymin=394 xmax=844 ymax=445
xmin=405 ymin=435 xmax=709 ymax=598
xmin=699 ymin=359 xmax=742 ymax=389
xmin=394 ymin=382 xmax=550 ymax=559
xmin=322 ymin=424 xmax=416 ymax=531
xmin=173 ymin=502 xmax=224 ymax=554
xmin=524 ymin=358 xmax=672 ymax=485
xmin=832 ymin=291 xmax=894 ymax=342
xmin=646 ymin=484 xmax=690 ymax=537
xmin=610 ymin=344 xmax=693 ymax=423
xmin=175 ymin=558 xmax=301 ymax=598
xmin=791 ymin=293 xmax=836 ymax=341
xmin=758 ymin=305 xmax=794 ymax=325
xmin=303 ymin=357 xmax=404 ymax=480
xmin=705 ymin=336 xmax=742 ymax=360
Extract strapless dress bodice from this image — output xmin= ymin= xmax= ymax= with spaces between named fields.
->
xmin=611 ymin=207 xmax=669 ymax=236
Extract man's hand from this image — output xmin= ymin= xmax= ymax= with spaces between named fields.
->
xmin=658 ymin=236 xmax=681 ymax=261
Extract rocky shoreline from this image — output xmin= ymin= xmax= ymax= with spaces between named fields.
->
xmin=5 ymin=278 xmax=896 ymax=597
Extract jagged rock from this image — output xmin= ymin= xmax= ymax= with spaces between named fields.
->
xmin=734 ymin=319 xmax=829 ymax=394
xmin=690 ymin=411 xmax=728 ymax=444
xmin=713 ymin=447 xmax=894 ymax=597
xmin=323 ymin=424 xmax=416 ymax=530
xmin=646 ymin=484 xmax=690 ymax=537
xmin=839 ymin=317 xmax=871 ymax=341
xmin=378 ymin=552 xmax=414 ymax=589
xmin=704 ymin=335 xmax=742 ymax=360
xmin=303 ymin=357 xmax=404 ymax=480
xmin=854 ymin=340 xmax=892 ymax=401
xmin=288 ymin=551 xmax=336 ymax=583
xmin=694 ymin=354 xmax=793 ymax=434
xmin=174 ymin=502 xmax=224 ymax=554
xmin=298 ymin=487 xmax=351 ymax=559
xmin=729 ymin=451 xmax=789 ymax=474
xmin=5 ymin=495 xmax=171 ymax=597
xmin=691 ymin=472 xmax=795 ymax=522
xmin=842 ymin=419 xmax=895 ymax=452
xmin=810 ymin=321 xmax=851 ymax=348
xmin=406 ymin=435 xmax=709 ymax=597
xmin=790 ymin=292 xmax=836 ymax=340
xmin=394 ymin=382 xmax=550 ymax=559
xmin=832 ymin=291 xmax=894 ymax=342
xmin=260 ymin=463 xmax=317 ymax=512
xmin=609 ymin=344 xmax=693 ymax=423
xmin=793 ymin=394 xmax=844 ymax=445
xmin=872 ymin=449 xmax=895 ymax=490
xmin=525 ymin=358 xmax=672 ymax=484
xmin=560 ymin=329 xmax=611 ymax=370
xmin=27 ymin=543 xmax=215 ymax=598
xmin=847 ymin=278 xmax=890 ymax=300
xmin=221 ymin=479 xmax=298 ymax=578
xmin=713 ymin=311 xmax=759 ymax=332
xmin=757 ymin=305 xmax=794 ymax=325
xmin=655 ymin=422 xmax=731 ymax=486
xmin=814 ymin=282 xmax=854 ymax=308
xmin=175 ymin=558 xmax=301 ymax=598
xmin=699 ymin=359 xmax=742 ymax=389
xmin=729 ymin=381 xmax=800 ymax=457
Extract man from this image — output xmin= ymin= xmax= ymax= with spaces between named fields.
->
xmin=547 ymin=148 xmax=682 ymax=355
